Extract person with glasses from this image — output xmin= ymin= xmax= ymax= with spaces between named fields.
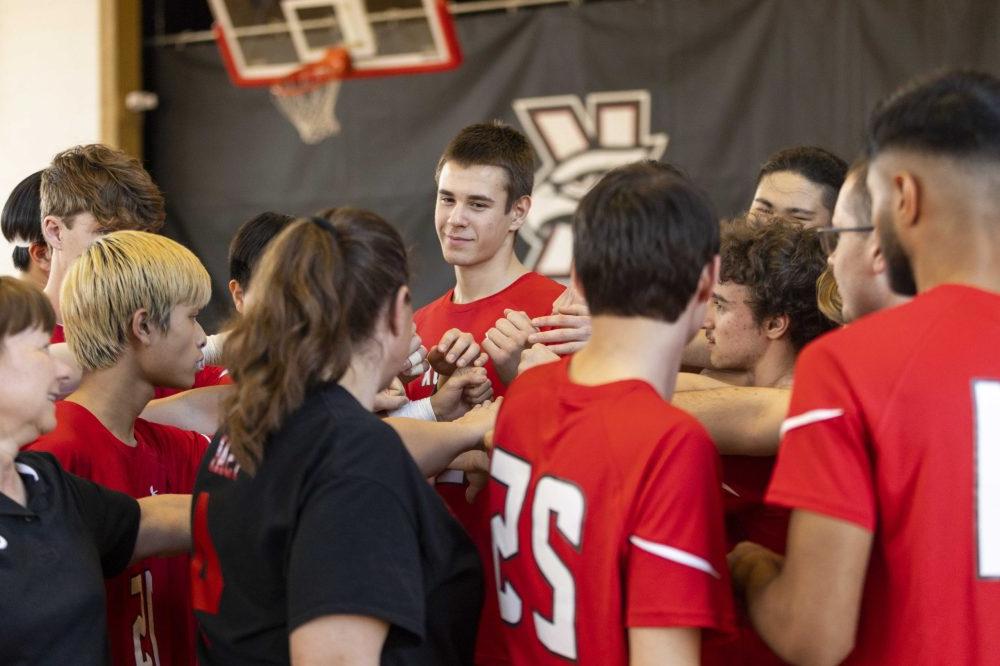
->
xmin=818 ymin=159 xmax=911 ymax=323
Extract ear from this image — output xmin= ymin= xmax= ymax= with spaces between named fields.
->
xmin=895 ymin=171 xmax=921 ymax=232
xmin=129 ymin=308 xmax=155 ymax=346
xmin=867 ymin=235 xmax=887 ymax=276
xmin=28 ymin=241 xmax=51 ymax=272
xmin=507 ymin=195 xmax=532 ymax=232
xmin=763 ymin=313 xmax=790 ymax=341
xmin=228 ymin=279 xmax=245 ymax=314
xmin=387 ymin=285 xmax=410 ymax=338
xmin=42 ymin=216 xmax=64 ymax=249
xmin=694 ymin=255 xmax=720 ymax=305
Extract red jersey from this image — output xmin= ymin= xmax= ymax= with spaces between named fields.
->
xmin=488 ymin=357 xmax=735 ymax=665
xmin=767 ymin=285 xmax=1000 ymax=665
xmin=50 ymin=323 xmax=65 ymax=344
xmin=153 ymin=365 xmax=232 ymax=399
xmin=406 ymin=271 xmax=563 ymax=665
xmin=28 ymin=400 xmax=209 ymax=666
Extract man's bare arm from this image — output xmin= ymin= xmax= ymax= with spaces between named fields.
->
xmin=729 ymin=510 xmax=872 ymax=665
xmin=132 ymin=494 xmax=192 ymax=563
xmin=141 ymin=385 xmax=232 ymax=434
xmin=673 ymin=386 xmax=790 ymax=456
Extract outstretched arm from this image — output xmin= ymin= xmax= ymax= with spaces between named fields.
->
xmin=141 ymin=385 xmax=232 ymax=435
xmin=385 ymin=399 xmax=500 ymax=477
xmin=672 ymin=386 xmax=790 ymax=456
xmin=131 ymin=494 xmax=192 ymax=563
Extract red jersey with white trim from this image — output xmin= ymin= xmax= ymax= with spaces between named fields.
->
xmin=488 ymin=357 xmax=735 ymax=665
xmin=406 ymin=270 xmax=563 ymax=665
xmin=767 ymin=285 xmax=1000 ymax=665
xmin=28 ymin=400 xmax=209 ymax=666
xmin=153 ymin=365 xmax=232 ymax=399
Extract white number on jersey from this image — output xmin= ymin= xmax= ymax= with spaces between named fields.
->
xmin=130 ymin=569 xmax=161 ymax=666
xmin=490 ymin=448 xmax=585 ymax=660
xmin=975 ymin=380 xmax=1000 ymax=578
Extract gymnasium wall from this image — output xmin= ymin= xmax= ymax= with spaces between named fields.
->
xmin=0 ymin=0 xmax=102 ymax=276
xmin=145 ymin=0 xmax=1000 ymax=330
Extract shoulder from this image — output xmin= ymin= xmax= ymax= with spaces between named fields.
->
xmin=510 ymin=272 xmax=565 ymax=303
xmin=615 ymin=387 xmax=715 ymax=460
xmin=13 ymin=450 xmax=65 ymax=481
xmin=26 ymin=402 xmax=95 ymax=458
xmin=135 ymin=418 xmax=211 ymax=458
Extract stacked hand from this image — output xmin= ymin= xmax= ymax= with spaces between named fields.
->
xmin=431 ymin=366 xmax=493 ymax=421
xmin=427 ymin=328 xmax=488 ymax=377
xmin=373 ymin=378 xmax=408 ymax=414
xmin=449 ymin=423 xmax=499 ymax=504
xmin=483 ymin=309 xmax=538 ymax=386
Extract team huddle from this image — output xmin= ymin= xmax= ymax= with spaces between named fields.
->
xmin=0 ymin=67 xmax=998 ymax=666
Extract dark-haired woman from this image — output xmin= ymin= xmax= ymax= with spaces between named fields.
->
xmin=191 ymin=210 xmax=482 ymax=665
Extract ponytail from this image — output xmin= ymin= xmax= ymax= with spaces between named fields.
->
xmin=222 ymin=210 xmax=408 ymax=474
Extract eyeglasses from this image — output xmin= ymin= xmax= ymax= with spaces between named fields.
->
xmin=817 ymin=226 xmax=874 ymax=256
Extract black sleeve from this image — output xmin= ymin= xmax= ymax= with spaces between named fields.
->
xmin=287 ymin=473 xmax=425 ymax=642
xmin=62 ymin=469 xmax=141 ymax=578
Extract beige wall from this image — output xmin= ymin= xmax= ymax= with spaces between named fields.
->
xmin=0 ymin=0 xmax=102 ymax=276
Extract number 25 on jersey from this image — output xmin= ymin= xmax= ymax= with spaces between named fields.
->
xmin=490 ymin=448 xmax=585 ymax=660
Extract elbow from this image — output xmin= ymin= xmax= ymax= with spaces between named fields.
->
xmin=778 ymin=622 xmax=855 ymax=666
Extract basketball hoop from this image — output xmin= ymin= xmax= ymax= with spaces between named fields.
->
xmin=270 ymin=47 xmax=351 ymax=144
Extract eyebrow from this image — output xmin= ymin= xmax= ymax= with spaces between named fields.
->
xmin=752 ymin=197 xmax=774 ymax=208
xmin=712 ymin=292 xmax=730 ymax=304
xmin=437 ymin=189 xmax=496 ymax=205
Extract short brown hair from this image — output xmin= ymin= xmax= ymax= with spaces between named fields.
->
xmin=720 ymin=215 xmax=837 ymax=351
xmin=40 ymin=144 xmax=165 ymax=232
xmin=574 ymin=161 xmax=719 ymax=322
xmin=435 ymin=121 xmax=534 ymax=211
xmin=0 ymin=276 xmax=56 ymax=340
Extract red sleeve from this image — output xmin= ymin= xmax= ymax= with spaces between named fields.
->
xmin=625 ymin=423 xmax=735 ymax=632
xmin=766 ymin=342 xmax=877 ymax=531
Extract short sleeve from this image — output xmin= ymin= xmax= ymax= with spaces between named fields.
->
xmin=766 ymin=342 xmax=877 ymax=531
xmin=287 ymin=473 xmax=425 ymax=641
xmin=625 ymin=423 xmax=735 ymax=632
xmin=63 ymin=469 xmax=141 ymax=577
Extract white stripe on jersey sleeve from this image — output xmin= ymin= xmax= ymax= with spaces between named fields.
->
xmin=629 ymin=535 xmax=721 ymax=578
xmin=779 ymin=408 xmax=845 ymax=439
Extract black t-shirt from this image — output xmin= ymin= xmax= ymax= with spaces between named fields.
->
xmin=192 ymin=383 xmax=483 ymax=665
xmin=0 ymin=451 xmax=140 ymax=665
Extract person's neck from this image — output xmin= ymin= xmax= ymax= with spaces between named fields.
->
xmin=746 ymin=341 xmax=796 ymax=388
xmin=567 ymin=316 xmax=690 ymax=400
xmin=338 ymin=355 xmax=386 ymax=412
xmin=0 ymin=441 xmax=27 ymax=506
xmin=67 ymin=362 xmax=154 ymax=446
xmin=42 ymin=259 xmax=70 ymax=324
xmin=912 ymin=230 xmax=1000 ymax=295
xmin=452 ymin=248 xmax=528 ymax=305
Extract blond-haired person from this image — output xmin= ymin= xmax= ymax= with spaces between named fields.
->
xmin=28 ymin=230 xmax=210 ymax=666
xmin=0 ymin=277 xmax=191 ymax=664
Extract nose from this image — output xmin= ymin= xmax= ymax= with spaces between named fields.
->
xmin=448 ymin=204 xmax=468 ymax=227
xmin=702 ymin=307 xmax=715 ymax=330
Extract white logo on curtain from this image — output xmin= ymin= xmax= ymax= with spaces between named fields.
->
xmin=513 ymin=90 xmax=668 ymax=278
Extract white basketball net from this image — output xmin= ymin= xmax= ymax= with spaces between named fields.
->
xmin=270 ymin=79 xmax=343 ymax=145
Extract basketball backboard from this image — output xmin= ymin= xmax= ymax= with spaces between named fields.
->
xmin=208 ymin=0 xmax=461 ymax=87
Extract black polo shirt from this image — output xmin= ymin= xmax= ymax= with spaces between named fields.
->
xmin=0 ymin=451 xmax=140 ymax=665
xmin=193 ymin=383 xmax=483 ymax=665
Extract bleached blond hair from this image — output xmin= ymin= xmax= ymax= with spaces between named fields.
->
xmin=62 ymin=230 xmax=210 ymax=371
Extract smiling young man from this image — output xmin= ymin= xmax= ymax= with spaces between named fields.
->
xmin=406 ymin=122 xmax=564 ymax=666
xmin=28 ymin=231 xmax=212 ymax=666
xmin=731 ymin=70 xmax=1000 ymax=665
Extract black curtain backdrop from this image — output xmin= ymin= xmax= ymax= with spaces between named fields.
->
xmin=145 ymin=0 xmax=1000 ymax=329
